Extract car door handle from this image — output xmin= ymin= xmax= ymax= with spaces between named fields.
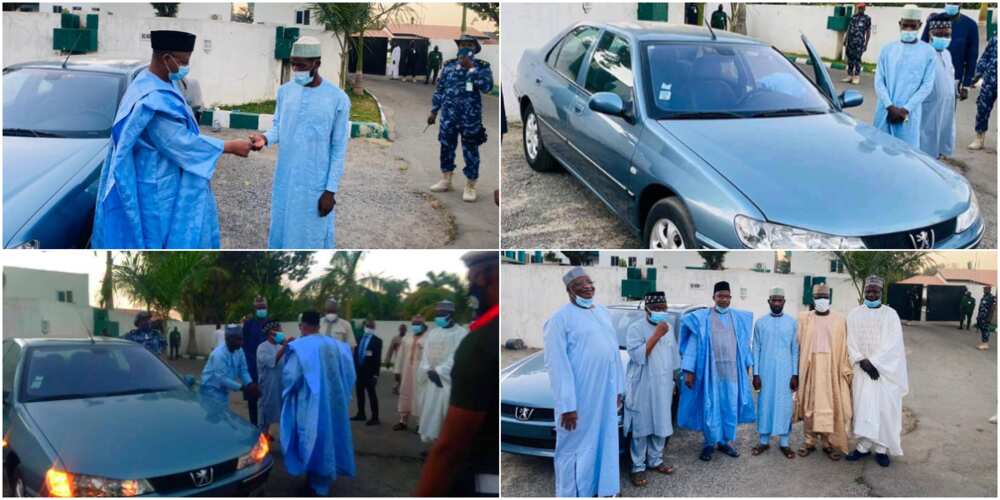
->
xmin=534 ymin=78 xmax=542 ymax=85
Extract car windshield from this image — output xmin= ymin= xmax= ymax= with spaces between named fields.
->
xmin=643 ymin=42 xmax=832 ymax=119
xmin=20 ymin=344 xmax=185 ymax=402
xmin=3 ymin=67 xmax=123 ymax=138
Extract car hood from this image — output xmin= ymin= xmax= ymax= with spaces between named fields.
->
xmin=502 ymin=350 xmax=629 ymax=410
xmin=23 ymin=389 xmax=259 ymax=479
xmin=3 ymin=136 xmax=108 ymax=245
xmin=656 ymin=112 xmax=970 ymax=236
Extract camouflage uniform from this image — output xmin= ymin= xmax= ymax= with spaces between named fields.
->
xmin=845 ymin=13 xmax=872 ymax=77
xmin=432 ymin=57 xmax=494 ymax=180
xmin=124 ymin=328 xmax=166 ymax=356
xmin=975 ymin=37 xmax=997 ymax=134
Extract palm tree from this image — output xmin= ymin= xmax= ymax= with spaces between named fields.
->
xmin=300 ymin=251 xmax=383 ymax=320
xmin=98 ymin=251 xmax=115 ymax=310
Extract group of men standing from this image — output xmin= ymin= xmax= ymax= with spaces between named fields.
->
xmin=870 ymin=4 xmax=997 ymax=156
xmin=544 ymin=268 xmax=910 ymax=496
xmin=389 ymin=43 xmax=443 ymax=85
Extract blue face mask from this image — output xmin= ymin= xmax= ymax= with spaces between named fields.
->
xmin=931 ymin=36 xmax=951 ymax=51
xmin=256 ymin=309 xmax=267 ymax=319
xmin=364 ymin=327 xmax=375 ymax=336
xmin=412 ymin=324 xmax=426 ymax=335
xmin=715 ymin=305 xmax=730 ymax=314
xmin=274 ymin=332 xmax=285 ymax=344
xmin=434 ymin=316 xmax=450 ymax=328
xmin=944 ymin=4 xmax=959 ymax=16
xmin=649 ymin=311 xmax=669 ymax=324
xmin=864 ymin=299 xmax=882 ymax=309
xmin=165 ymin=55 xmax=189 ymax=81
xmin=292 ymin=70 xmax=313 ymax=86
xmin=574 ymin=296 xmax=593 ymax=308
xmin=900 ymin=30 xmax=919 ymax=43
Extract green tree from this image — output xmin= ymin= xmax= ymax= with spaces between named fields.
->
xmin=311 ymin=2 xmax=413 ymax=92
xmin=151 ymin=3 xmax=178 ymax=17
xmin=465 ymin=3 xmax=499 ymax=27
xmin=98 ymin=251 xmax=115 ymax=310
xmin=402 ymin=286 xmax=453 ymax=320
xmin=698 ymin=251 xmax=727 ymax=270
xmin=833 ymin=251 xmax=935 ymax=303
xmin=300 ymin=251 xmax=384 ymax=320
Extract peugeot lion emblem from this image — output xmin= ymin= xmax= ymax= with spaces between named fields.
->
xmin=190 ymin=467 xmax=214 ymax=487
xmin=908 ymin=229 xmax=935 ymax=249
xmin=515 ymin=407 xmax=535 ymax=421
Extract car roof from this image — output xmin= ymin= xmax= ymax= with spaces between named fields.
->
xmin=5 ymin=58 xmax=146 ymax=75
xmin=7 ymin=337 xmax=135 ymax=348
xmin=590 ymin=21 xmax=762 ymax=45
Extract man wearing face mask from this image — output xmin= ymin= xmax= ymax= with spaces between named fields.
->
xmin=922 ymin=3 xmax=979 ymax=102
xmin=428 ymin=35 xmax=494 ymax=202
xmin=846 ymin=276 xmax=909 ymax=467
xmin=543 ymin=267 xmax=623 ymax=497
xmin=92 ymin=30 xmax=253 ymax=249
xmin=418 ymin=301 xmax=469 ymax=443
xmin=751 ymin=288 xmax=798 ymax=460
xmin=241 ymin=295 xmax=271 ymax=426
xmin=624 ymin=292 xmax=678 ymax=488
xmin=873 ymin=5 xmax=937 ymax=149
xmin=124 ymin=311 xmax=166 ymax=357
xmin=920 ymin=14 xmax=958 ymax=159
xmin=202 ymin=325 xmax=259 ymax=404
xmin=249 ymin=36 xmax=350 ymax=249
xmin=677 ymin=281 xmax=755 ymax=462
xmin=793 ymin=283 xmax=852 ymax=460
xmin=257 ymin=321 xmax=293 ymax=439
xmin=388 ymin=324 xmax=407 ymax=394
xmin=352 ymin=318 xmax=383 ymax=426
xmin=322 ymin=297 xmax=356 ymax=348
xmin=395 ymin=315 xmax=428 ymax=431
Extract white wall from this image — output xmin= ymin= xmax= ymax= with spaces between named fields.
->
xmin=3 ymin=12 xmax=342 ymax=106
xmin=3 ymin=267 xmax=89 ymax=304
xmin=3 ymin=299 xmax=95 ymax=339
xmin=39 ymin=3 xmax=233 ymax=20
xmin=253 ymin=3 xmax=311 ymax=27
xmin=502 ymin=263 xmax=856 ymax=348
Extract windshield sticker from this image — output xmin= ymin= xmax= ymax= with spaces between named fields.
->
xmin=30 ymin=376 xmax=44 ymax=390
xmin=658 ymin=82 xmax=672 ymax=101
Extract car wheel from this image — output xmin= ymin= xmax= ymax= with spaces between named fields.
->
xmin=644 ymin=197 xmax=697 ymax=249
xmin=522 ymin=105 xmax=558 ymax=172
xmin=4 ymin=465 xmax=25 ymax=497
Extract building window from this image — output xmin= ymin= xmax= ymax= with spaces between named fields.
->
xmin=645 ymin=257 xmax=654 ymax=266
xmin=295 ymin=9 xmax=310 ymax=25
xmin=628 ymin=256 xmax=637 ymax=268
xmin=830 ymin=259 xmax=844 ymax=273
xmin=610 ymin=256 xmax=620 ymax=267
xmin=57 ymin=290 xmax=74 ymax=303
xmin=53 ymin=5 xmax=62 ymax=13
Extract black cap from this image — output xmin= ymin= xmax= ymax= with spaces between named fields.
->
xmin=713 ymin=281 xmax=731 ymax=293
xmin=300 ymin=310 xmax=321 ymax=327
xmin=644 ymin=291 xmax=666 ymax=305
xmin=151 ymin=30 xmax=196 ymax=52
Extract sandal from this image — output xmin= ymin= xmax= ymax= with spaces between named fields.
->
xmin=797 ymin=445 xmax=816 ymax=457
xmin=392 ymin=422 xmax=408 ymax=431
xmin=751 ymin=444 xmax=770 ymax=456
xmin=780 ymin=446 xmax=795 ymax=459
xmin=630 ymin=472 xmax=648 ymax=487
xmin=823 ymin=447 xmax=843 ymax=461
xmin=651 ymin=463 xmax=675 ymax=475
xmin=699 ymin=446 xmax=714 ymax=461
xmin=717 ymin=443 xmax=740 ymax=457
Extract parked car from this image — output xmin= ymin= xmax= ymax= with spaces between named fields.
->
xmin=2 ymin=337 xmax=272 ymax=497
xmin=500 ymin=303 xmax=703 ymax=457
xmin=3 ymin=59 xmax=148 ymax=249
xmin=513 ymin=23 xmax=983 ymax=249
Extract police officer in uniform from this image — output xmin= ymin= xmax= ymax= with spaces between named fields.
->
xmin=427 ymin=35 xmax=494 ymax=203
xmin=124 ymin=311 xmax=166 ymax=357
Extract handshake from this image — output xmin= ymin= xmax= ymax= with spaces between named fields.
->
xmin=221 ymin=133 xmax=269 ymax=158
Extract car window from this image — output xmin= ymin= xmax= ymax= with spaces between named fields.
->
xmin=20 ymin=344 xmax=184 ymax=402
xmin=643 ymin=42 xmax=831 ymax=117
xmin=3 ymin=68 xmax=123 ymax=138
xmin=551 ymin=26 xmax=601 ymax=83
xmin=584 ymin=32 xmax=633 ymax=102
xmin=3 ymin=342 xmax=22 ymax=394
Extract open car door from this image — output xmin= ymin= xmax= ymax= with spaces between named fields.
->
xmin=801 ymin=33 xmax=841 ymax=111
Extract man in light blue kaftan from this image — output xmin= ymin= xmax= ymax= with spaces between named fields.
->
xmin=91 ymin=30 xmax=252 ymax=249
xmin=250 ymin=36 xmax=350 ymax=249
xmin=544 ymin=267 xmax=624 ymax=497
xmin=257 ymin=321 xmax=290 ymax=437
xmin=872 ymin=5 xmax=937 ymax=149
xmin=751 ymin=288 xmax=799 ymax=458
xmin=624 ymin=291 xmax=679 ymax=486
xmin=678 ymin=281 xmax=756 ymax=462
xmin=920 ymin=14 xmax=958 ymax=159
xmin=202 ymin=325 xmax=258 ymax=404
xmin=281 ymin=311 xmax=356 ymax=496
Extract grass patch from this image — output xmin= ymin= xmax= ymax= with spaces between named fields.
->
xmin=217 ymin=90 xmax=383 ymax=123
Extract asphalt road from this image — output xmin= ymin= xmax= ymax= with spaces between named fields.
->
xmin=166 ymin=357 xmax=428 ymax=496
xmin=500 ymin=65 xmax=997 ymax=250
xmin=500 ymin=322 xmax=997 ymax=497
xmin=364 ymin=76 xmax=501 ymax=249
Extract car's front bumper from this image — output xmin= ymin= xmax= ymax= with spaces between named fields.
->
xmin=501 ymin=416 xmax=556 ymax=458
xmin=157 ymin=457 xmax=272 ymax=497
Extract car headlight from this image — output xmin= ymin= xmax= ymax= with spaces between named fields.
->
xmin=237 ymin=433 xmax=270 ymax=470
xmin=955 ymin=191 xmax=980 ymax=234
xmin=11 ymin=239 xmax=40 ymax=249
xmin=734 ymin=215 xmax=866 ymax=249
xmin=46 ymin=468 xmax=154 ymax=497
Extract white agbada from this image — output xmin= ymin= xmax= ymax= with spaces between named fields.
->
xmin=624 ymin=318 xmax=680 ymax=438
xmin=390 ymin=46 xmax=401 ymax=79
xmin=919 ymin=48 xmax=957 ymax=158
xmin=322 ymin=317 xmax=356 ymax=348
xmin=846 ymin=304 xmax=909 ymax=456
xmin=417 ymin=323 xmax=469 ymax=442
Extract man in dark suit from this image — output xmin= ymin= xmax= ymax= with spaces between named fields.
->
xmin=352 ymin=318 xmax=383 ymax=425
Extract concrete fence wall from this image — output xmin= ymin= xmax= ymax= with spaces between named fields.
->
xmin=501 ymin=264 xmax=857 ymax=348
xmin=2 ymin=12 xmax=343 ymax=107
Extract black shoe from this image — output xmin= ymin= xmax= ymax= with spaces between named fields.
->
xmin=350 ymin=414 xmax=366 ymax=421
xmin=875 ymin=453 xmax=891 ymax=467
xmin=699 ymin=446 xmax=714 ymax=461
xmin=366 ymin=418 xmax=380 ymax=426
xmin=845 ymin=450 xmax=870 ymax=461
xmin=717 ymin=443 xmax=740 ymax=458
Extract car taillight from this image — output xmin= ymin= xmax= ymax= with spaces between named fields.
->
xmin=46 ymin=469 xmax=74 ymax=497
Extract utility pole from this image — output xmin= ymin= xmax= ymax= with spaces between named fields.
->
xmin=461 ymin=4 xmax=468 ymax=34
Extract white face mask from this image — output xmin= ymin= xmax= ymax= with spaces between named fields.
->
xmin=325 ymin=313 xmax=337 ymax=322
xmin=814 ymin=298 xmax=831 ymax=313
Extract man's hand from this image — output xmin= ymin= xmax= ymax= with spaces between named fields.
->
xmin=224 ymin=139 xmax=252 ymax=157
xmin=617 ymin=394 xmax=624 ymax=411
xmin=752 ymin=374 xmax=761 ymax=391
xmin=318 ymin=191 xmax=336 ymax=217
xmin=560 ymin=411 xmax=578 ymax=431
xmin=427 ymin=112 xmax=437 ymax=125
xmin=654 ymin=321 xmax=670 ymax=337
xmin=886 ymin=105 xmax=907 ymax=124
xmin=428 ymin=370 xmax=443 ymax=388
xmin=790 ymin=375 xmax=799 ymax=392
xmin=459 ymin=56 xmax=474 ymax=70
xmin=685 ymin=371 xmax=695 ymax=389
xmin=248 ymin=132 xmax=267 ymax=151
xmin=959 ymin=86 xmax=969 ymax=101
xmin=243 ymin=382 xmax=261 ymax=399
xmin=859 ymin=359 xmax=880 ymax=380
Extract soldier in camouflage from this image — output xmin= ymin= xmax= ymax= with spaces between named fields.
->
xmin=427 ymin=35 xmax=494 ymax=202
xmin=124 ymin=311 xmax=166 ymax=357
xmin=842 ymin=3 xmax=872 ymax=85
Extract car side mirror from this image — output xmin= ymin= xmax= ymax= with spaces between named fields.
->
xmin=589 ymin=92 xmax=625 ymax=117
xmin=839 ymin=89 xmax=863 ymax=109
xmin=183 ymin=375 xmax=195 ymax=388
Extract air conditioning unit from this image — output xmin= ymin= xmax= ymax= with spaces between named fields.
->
xmin=211 ymin=14 xmax=220 ymax=20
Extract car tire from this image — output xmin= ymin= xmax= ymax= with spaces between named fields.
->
xmin=522 ymin=104 xmax=559 ymax=172
xmin=644 ymin=197 xmax=697 ymax=249
xmin=4 ymin=464 xmax=25 ymax=497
